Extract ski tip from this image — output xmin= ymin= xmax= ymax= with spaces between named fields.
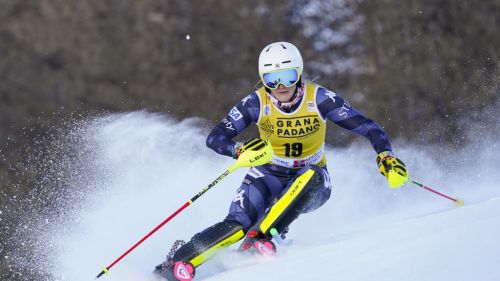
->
xmin=455 ymin=198 xmax=464 ymax=207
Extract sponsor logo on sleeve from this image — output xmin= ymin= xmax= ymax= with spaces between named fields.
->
xmin=325 ymin=90 xmax=336 ymax=102
xmin=222 ymin=118 xmax=235 ymax=130
xmin=338 ymin=100 xmax=351 ymax=118
xmin=229 ymin=107 xmax=243 ymax=121
xmin=241 ymin=95 xmax=252 ymax=106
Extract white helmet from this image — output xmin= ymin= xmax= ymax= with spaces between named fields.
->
xmin=258 ymin=42 xmax=303 ymax=80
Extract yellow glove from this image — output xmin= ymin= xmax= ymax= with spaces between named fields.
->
xmin=232 ymin=138 xmax=267 ymax=159
xmin=376 ymin=151 xmax=409 ymax=188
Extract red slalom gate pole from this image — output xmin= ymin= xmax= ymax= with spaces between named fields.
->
xmin=410 ymin=179 xmax=464 ymax=206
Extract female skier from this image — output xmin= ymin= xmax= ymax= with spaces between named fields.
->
xmin=155 ymin=41 xmax=408 ymax=281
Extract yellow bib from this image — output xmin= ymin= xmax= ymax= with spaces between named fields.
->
xmin=257 ymin=83 xmax=327 ymax=168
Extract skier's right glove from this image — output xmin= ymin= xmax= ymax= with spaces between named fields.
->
xmin=231 ymin=142 xmax=244 ymax=159
xmin=376 ymin=151 xmax=409 ymax=189
xmin=231 ymin=138 xmax=266 ymax=159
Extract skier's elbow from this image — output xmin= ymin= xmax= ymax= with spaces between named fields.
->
xmin=206 ymin=132 xmax=215 ymax=150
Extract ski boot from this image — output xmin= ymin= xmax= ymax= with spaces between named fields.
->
xmin=238 ymin=229 xmax=276 ymax=256
xmin=154 ymin=240 xmax=196 ymax=281
xmin=154 ymin=259 xmax=195 ymax=281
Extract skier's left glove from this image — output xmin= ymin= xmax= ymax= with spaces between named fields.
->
xmin=376 ymin=151 xmax=409 ymax=189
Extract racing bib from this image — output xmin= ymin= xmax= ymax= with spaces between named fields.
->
xmin=256 ymin=83 xmax=327 ymax=168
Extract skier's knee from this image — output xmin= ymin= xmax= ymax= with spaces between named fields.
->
xmin=294 ymin=165 xmax=331 ymax=213
xmin=283 ymin=165 xmax=324 ymax=197
xmin=265 ymin=166 xmax=331 ymax=233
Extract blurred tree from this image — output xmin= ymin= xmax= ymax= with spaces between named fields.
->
xmin=355 ymin=0 xmax=499 ymax=145
xmin=289 ymin=0 xmax=365 ymax=85
xmin=287 ymin=0 xmax=367 ymax=147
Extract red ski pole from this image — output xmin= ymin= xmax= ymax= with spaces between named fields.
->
xmin=95 ymin=139 xmax=273 ymax=279
xmin=410 ymin=179 xmax=464 ymax=206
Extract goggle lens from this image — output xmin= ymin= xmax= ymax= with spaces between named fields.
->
xmin=262 ymin=69 xmax=299 ymax=89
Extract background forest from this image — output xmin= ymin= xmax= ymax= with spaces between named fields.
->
xmin=0 ymin=1 xmax=499 ymax=280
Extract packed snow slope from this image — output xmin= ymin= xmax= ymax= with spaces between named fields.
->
xmin=210 ymin=198 xmax=500 ymax=281
xmin=41 ymin=112 xmax=498 ymax=281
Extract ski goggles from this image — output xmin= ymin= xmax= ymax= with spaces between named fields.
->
xmin=261 ymin=68 xmax=300 ymax=90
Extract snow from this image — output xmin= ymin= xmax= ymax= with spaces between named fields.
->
xmin=210 ymin=198 xmax=500 ymax=281
xmin=33 ymin=112 xmax=499 ymax=281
